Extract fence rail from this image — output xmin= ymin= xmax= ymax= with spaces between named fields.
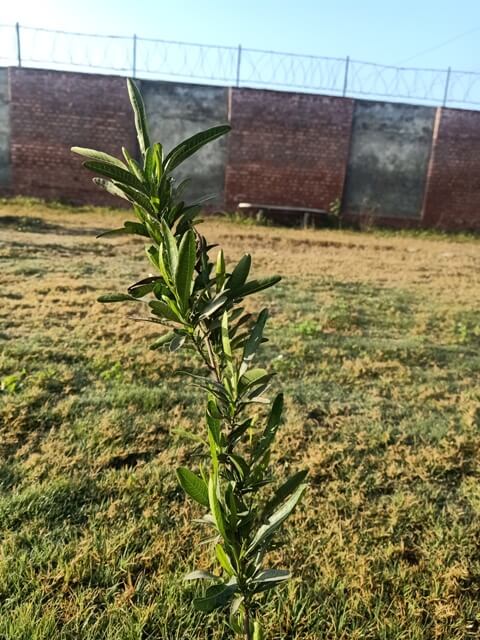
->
xmin=1 ymin=23 xmax=479 ymax=109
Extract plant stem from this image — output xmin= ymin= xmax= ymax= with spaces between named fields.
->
xmin=243 ymin=602 xmax=252 ymax=640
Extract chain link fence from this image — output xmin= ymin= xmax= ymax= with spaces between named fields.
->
xmin=1 ymin=23 xmax=479 ymax=109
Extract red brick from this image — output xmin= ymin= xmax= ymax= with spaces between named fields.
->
xmin=225 ymin=88 xmax=354 ymax=211
xmin=422 ymin=108 xmax=480 ymax=231
xmin=9 ymin=67 xmax=136 ymax=206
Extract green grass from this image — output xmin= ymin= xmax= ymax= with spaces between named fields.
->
xmin=1 ymin=202 xmax=480 ymax=639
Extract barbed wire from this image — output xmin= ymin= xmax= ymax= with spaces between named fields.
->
xmin=0 ymin=23 xmax=479 ymax=109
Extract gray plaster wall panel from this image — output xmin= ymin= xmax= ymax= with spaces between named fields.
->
xmin=0 ymin=68 xmax=10 ymax=188
xmin=343 ymin=100 xmax=435 ymax=218
xmin=141 ymin=81 xmax=228 ymax=207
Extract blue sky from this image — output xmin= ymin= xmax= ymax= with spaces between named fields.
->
xmin=2 ymin=0 xmax=479 ymax=72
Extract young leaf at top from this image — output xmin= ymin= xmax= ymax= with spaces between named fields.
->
xmin=127 ymin=78 xmax=151 ymax=156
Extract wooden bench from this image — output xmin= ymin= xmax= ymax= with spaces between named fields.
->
xmin=237 ymin=202 xmax=327 ymax=228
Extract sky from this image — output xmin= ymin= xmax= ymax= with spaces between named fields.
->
xmin=1 ymin=0 xmax=479 ymax=72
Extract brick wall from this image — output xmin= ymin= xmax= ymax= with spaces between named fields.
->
xmin=9 ymin=68 xmax=136 ymax=206
xmin=225 ymin=88 xmax=354 ymax=211
xmin=422 ymin=108 xmax=480 ymax=231
xmin=2 ymin=66 xmax=480 ymax=232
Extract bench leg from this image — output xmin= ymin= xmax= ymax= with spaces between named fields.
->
xmin=303 ymin=212 xmax=311 ymax=229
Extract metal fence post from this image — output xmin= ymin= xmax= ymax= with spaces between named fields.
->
xmin=236 ymin=44 xmax=242 ymax=87
xmin=442 ymin=67 xmax=451 ymax=107
xmin=132 ymin=34 xmax=137 ymax=78
xmin=15 ymin=22 xmax=22 ymax=67
xmin=342 ymin=55 xmax=350 ymax=96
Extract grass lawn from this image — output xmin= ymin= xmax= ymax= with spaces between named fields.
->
xmin=0 ymin=199 xmax=479 ymax=639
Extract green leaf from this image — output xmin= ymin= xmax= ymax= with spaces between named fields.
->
xmin=160 ymin=220 xmax=179 ymax=279
xmin=177 ymin=467 xmax=209 ymax=507
xmin=234 ymin=276 xmax=281 ymax=299
xmin=127 ymin=78 xmax=151 ymax=156
xmin=248 ymin=484 xmax=306 ymax=554
xmin=96 ymin=221 xmax=149 ymax=239
xmin=253 ymin=393 xmax=284 ymax=462
xmin=253 ymin=621 xmax=265 ymax=640
xmin=221 ymin=312 xmax=236 ymax=391
xmin=253 ymin=569 xmax=291 ymax=584
xmin=184 ymin=570 xmax=219 ymax=581
xmin=193 ymin=582 xmax=237 ymax=613
xmin=198 ymin=293 xmax=229 ymax=320
xmin=227 ymin=254 xmax=251 ymax=293
xmin=169 ymin=333 xmax=186 ymax=352
xmin=164 ymin=125 xmax=231 ymax=173
xmin=216 ymin=249 xmax=226 ymax=292
xmin=83 ymin=160 xmax=146 ymax=193
xmin=242 ymin=309 xmax=268 ymax=372
xmin=71 ymin=146 xmax=126 ymax=169
xmin=97 ymin=293 xmax=137 ymax=303
xmin=263 ymin=470 xmax=308 ymax=519
xmin=215 ymin=544 xmax=235 ymax=577
xmin=144 ymin=142 xmax=163 ymax=185
xmin=149 ymin=299 xmax=182 ymax=323
xmin=175 ymin=229 xmax=196 ymax=311
xmin=146 ymin=245 xmax=160 ymax=270
xmin=122 ymin=147 xmax=145 ymax=182
xmin=128 ymin=276 xmax=162 ymax=298
xmin=110 ymin=182 xmax=156 ymax=214
xmin=238 ymin=368 xmax=271 ymax=393
xmin=208 ymin=474 xmax=228 ymax=540
xmin=149 ymin=332 xmax=175 ymax=350
xmin=92 ymin=177 xmax=129 ymax=201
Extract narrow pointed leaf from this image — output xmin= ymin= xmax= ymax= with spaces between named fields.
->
xmin=253 ymin=569 xmax=291 ymax=583
xmin=253 ymin=393 xmax=284 ymax=461
xmin=248 ymin=484 xmax=306 ymax=554
xmin=128 ymin=276 xmax=162 ymax=298
xmin=228 ymin=254 xmax=251 ymax=293
xmin=71 ymin=146 xmax=126 ymax=169
xmin=263 ymin=470 xmax=308 ymax=519
xmin=193 ymin=583 xmax=237 ymax=613
xmin=149 ymin=299 xmax=181 ymax=322
xmin=234 ymin=276 xmax=281 ymax=299
xmin=242 ymin=309 xmax=268 ymax=370
xmin=149 ymin=332 xmax=175 ymax=350
xmin=184 ymin=570 xmax=219 ymax=581
xmin=239 ymin=368 xmax=271 ymax=393
xmin=127 ymin=78 xmax=151 ymax=155
xmin=198 ymin=292 xmax=229 ymax=320
xmin=215 ymin=544 xmax=235 ymax=577
xmin=93 ymin=178 xmax=129 ymax=201
xmin=97 ymin=293 xmax=137 ymax=303
xmin=111 ymin=181 xmax=156 ymax=214
xmin=122 ymin=147 xmax=145 ymax=182
xmin=83 ymin=160 xmax=146 ymax=193
xmin=164 ymin=125 xmax=231 ymax=172
xmin=176 ymin=229 xmax=196 ymax=311
xmin=97 ymin=221 xmax=149 ymax=239
xmin=216 ymin=249 xmax=226 ymax=292
xmin=208 ymin=475 xmax=228 ymax=540
xmin=160 ymin=220 xmax=179 ymax=278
